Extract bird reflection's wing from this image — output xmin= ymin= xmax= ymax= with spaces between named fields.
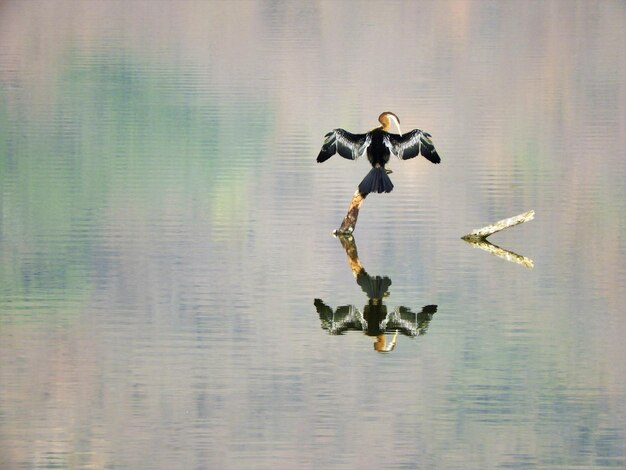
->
xmin=317 ymin=129 xmax=370 ymax=163
xmin=384 ymin=129 xmax=441 ymax=164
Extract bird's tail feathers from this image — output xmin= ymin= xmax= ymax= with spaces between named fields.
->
xmin=358 ymin=167 xmax=394 ymax=195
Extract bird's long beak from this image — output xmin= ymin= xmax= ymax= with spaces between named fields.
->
xmin=389 ymin=114 xmax=402 ymax=136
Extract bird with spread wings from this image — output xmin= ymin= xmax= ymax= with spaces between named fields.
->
xmin=317 ymin=112 xmax=441 ymax=195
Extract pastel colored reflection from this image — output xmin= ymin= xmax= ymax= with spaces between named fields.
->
xmin=1 ymin=1 xmax=625 ymax=468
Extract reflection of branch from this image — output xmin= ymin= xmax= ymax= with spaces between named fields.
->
xmin=462 ymin=210 xmax=534 ymax=241
xmin=335 ymin=233 xmax=363 ymax=277
xmin=463 ymin=238 xmax=534 ymax=269
xmin=461 ymin=210 xmax=535 ymax=268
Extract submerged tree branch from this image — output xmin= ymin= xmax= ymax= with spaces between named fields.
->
xmin=461 ymin=210 xmax=535 ymax=268
xmin=461 ymin=210 xmax=535 ymax=241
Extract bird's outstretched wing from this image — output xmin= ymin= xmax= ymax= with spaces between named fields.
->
xmin=317 ymin=129 xmax=370 ymax=163
xmin=384 ymin=129 xmax=441 ymax=164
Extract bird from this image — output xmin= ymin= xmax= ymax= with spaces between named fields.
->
xmin=316 ymin=112 xmax=441 ymax=195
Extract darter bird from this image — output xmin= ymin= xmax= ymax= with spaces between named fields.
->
xmin=316 ymin=112 xmax=441 ymax=195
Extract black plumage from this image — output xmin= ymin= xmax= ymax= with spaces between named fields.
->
xmin=316 ymin=112 xmax=441 ymax=195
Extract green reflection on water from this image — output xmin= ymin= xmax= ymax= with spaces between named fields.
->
xmin=0 ymin=48 xmax=272 ymax=320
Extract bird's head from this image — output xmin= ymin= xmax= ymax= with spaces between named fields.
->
xmin=378 ymin=111 xmax=402 ymax=136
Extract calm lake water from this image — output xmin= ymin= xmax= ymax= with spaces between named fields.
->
xmin=1 ymin=1 xmax=625 ymax=468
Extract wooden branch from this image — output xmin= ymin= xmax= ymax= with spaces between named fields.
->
xmin=333 ymin=190 xmax=368 ymax=236
xmin=461 ymin=210 xmax=535 ymax=241
xmin=462 ymin=239 xmax=534 ymax=269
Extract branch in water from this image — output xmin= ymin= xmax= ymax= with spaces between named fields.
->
xmin=333 ymin=190 xmax=367 ymax=236
xmin=461 ymin=210 xmax=535 ymax=241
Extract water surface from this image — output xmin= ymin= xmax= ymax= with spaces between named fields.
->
xmin=1 ymin=1 xmax=625 ymax=468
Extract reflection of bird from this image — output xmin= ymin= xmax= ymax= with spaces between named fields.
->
xmin=313 ymin=297 xmax=437 ymax=339
xmin=313 ymin=234 xmax=438 ymax=352
xmin=316 ymin=112 xmax=441 ymax=195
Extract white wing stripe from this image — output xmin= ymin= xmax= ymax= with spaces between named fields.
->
xmin=385 ymin=130 xmax=428 ymax=160
xmin=336 ymin=129 xmax=369 ymax=160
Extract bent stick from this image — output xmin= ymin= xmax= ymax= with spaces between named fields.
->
xmin=461 ymin=210 xmax=535 ymax=241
